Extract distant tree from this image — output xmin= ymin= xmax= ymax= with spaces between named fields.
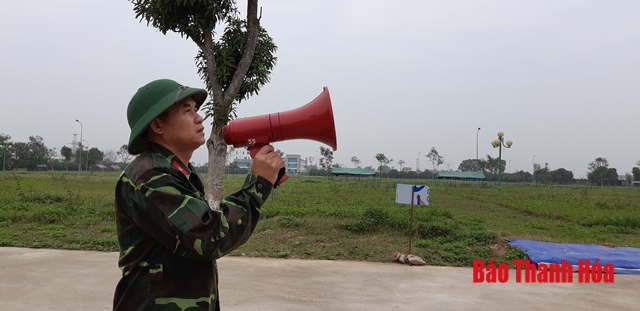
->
xmin=587 ymin=157 xmax=610 ymax=186
xmin=633 ymin=167 xmax=640 ymax=181
xmin=29 ymin=136 xmax=49 ymax=167
xmin=305 ymin=156 xmax=315 ymax=171
xmin=506 ymin=170 xmax=532 ymax=182
xmin=74 ymin=142 xmax=86 ymax=165
xmin=588 ymin=157 xmax=609 ymax=174
xmin=375 ymin=153 xmax=392 ymax=179
xmin=405 ymin=171 xmax=418 ymax=179
xmin=477 ymin=158 xmax=488 ymax=172
xmin=0 ymin=134 xmax=13 ymax=170
xmin=117 ymin=144 xmax=132 ymax=164
xmin=12 ymin=142 xmax=28 ymax=169
xmin=103 ymin=149 xmax=117 ymax=165
xmin=550 ymin=168 xmax=574 ymax=184
xmin=480 ymin=155 xmax=505 ymax=181
xmin=397 ymin=159 xmax=405 ymax=170
xmin=47 ymin=147 xmax=58 ymax=169
xmin=12 ymin=136 xmax=49 ymax=170
xmin=319 ymin=146 xmax=333 ymax=172
xmin=534 ymin=163 xmax=551 ymax=185
xmin=87 ymin=147 xmax=104 ymax=168
xmin=484 ymin=155 xmax=499 ymax=175
xmin=351 ymin=156 xmax=361 ymax=168
xmin=605 ymin=168 xmax=619 ymax=186
xmin=425 ymin=147 xmax=444 ymax=176
xmin=588 ymin=166 xmax=606 ymax=185
xmin=388 ymin=169 xmax=399 ymax=178
xmin=458 ymin=159 xmax=482 ymax=172
xmin=60 ymin=146 xmax=73 ymax=162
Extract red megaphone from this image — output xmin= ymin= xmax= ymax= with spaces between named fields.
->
xmin=223 ymin=87 xmax=338 ymax=187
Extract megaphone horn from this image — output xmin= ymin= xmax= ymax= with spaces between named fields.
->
xmin=222 ymin=87 xmax=338 ymax=186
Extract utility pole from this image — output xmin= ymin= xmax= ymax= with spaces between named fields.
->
xmin=76 ymin=119 xmax=83 ymax=175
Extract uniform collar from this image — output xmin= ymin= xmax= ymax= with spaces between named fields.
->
xmin=171 ymin=159 xmax=189 ymax=177
xmin=148 ymin=142 xmax=192 ymax=177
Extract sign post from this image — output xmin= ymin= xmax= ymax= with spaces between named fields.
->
xmin=409 ymin=186 xmax=415 ymax=255
xmin=395 ymin=184 xmax=430 ymax=255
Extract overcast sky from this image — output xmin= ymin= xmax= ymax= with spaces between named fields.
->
xmin=2 ymin=0 xmax=639 ymax=178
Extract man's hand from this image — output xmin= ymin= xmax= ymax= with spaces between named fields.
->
xmin=250 ymin=145 xmax=285 ymax=185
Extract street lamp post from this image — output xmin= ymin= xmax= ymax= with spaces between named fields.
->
xmin=76 ymin=119 xmax=83 ymax=175
xmin=491 ymin=131 xmax=513 ymax=193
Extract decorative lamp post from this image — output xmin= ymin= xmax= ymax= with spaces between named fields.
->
xmin=491 ymin=131 xmax=513 ymax=193
xmin=76 ymin=119 xmax=83 ymax=175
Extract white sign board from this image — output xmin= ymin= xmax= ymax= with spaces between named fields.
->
xmin=395 ymin=184 xmax=430 ymax=206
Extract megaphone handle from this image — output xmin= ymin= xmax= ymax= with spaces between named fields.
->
xmin=275 ymin=168 xmax=288 ymax=187
xmin=248 ymin=145 xmax=289 ymax=188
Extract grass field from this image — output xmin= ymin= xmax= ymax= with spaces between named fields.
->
xmin=1 ymin=171 xmax=639 ymax=267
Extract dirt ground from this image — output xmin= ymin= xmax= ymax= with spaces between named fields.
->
xmin=0 ymin=247 xmax=638 ymax=310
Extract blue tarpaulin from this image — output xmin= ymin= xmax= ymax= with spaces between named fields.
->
xmin=508 ymin=239 xmax=640 ymax=275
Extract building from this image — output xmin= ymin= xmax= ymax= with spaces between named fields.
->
xmin=231 ymin=148 xmax=253 ymax=169
xmin=93 ymin=164 xmax=107 ymax=171
xmin=283 ymin=154 xmax=308 ymax=173
xmin=230 ymin=149 xmax=309 ymax=174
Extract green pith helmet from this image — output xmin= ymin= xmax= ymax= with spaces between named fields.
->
xmin=126 ymin=79 xmax=208 ymax=155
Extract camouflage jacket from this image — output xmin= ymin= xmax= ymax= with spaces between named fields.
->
xmin=113 ymin=143 xmax=272 ymax=311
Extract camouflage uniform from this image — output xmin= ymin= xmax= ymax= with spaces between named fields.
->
xmin=113 ymin=143 xmax=272 ymax=310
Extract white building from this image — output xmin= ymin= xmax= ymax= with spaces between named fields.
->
xmin=230 ymin=150 xmax=309 ymax=174
xmin=283 ymin=154 xmax=308 ymax=173
xmin=231 ymin=148 xmax=252 ymax=169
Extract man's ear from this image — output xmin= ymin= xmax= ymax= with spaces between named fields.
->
xmin=148 ymin=119 xmax=164 ymax=135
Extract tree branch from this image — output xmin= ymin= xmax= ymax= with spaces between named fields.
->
xmin=202 ymin=27 xmax=224 ymax=104
xmin=226 ymin=0 xmax=260 ymax=97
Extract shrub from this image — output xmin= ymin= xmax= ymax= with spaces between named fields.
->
xmin=455 ymin=230 xmax=498 ymax=245
xmin=414 ymin=220 xmax=456 ymax=239
xmin=340 ymin=207 xmax=389 ymax=233
xmin=277 ymin=216 xmax=300 ymax=228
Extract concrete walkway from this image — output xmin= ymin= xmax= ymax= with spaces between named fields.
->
xmin=0 ymin=247 xmax=637 ymax=310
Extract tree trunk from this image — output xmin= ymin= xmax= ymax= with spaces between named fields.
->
xmin=205 ymin=129 xmax=227 ymax=210
xmin=202 ymin=0 xmax=260 ymax=208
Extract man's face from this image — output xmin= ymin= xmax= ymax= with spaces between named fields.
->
xmin=156 ymin=97 xmax=206 ymax=152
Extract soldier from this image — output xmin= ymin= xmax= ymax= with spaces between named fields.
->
xmin=113 ymin=79 xmax=284 ymax=310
